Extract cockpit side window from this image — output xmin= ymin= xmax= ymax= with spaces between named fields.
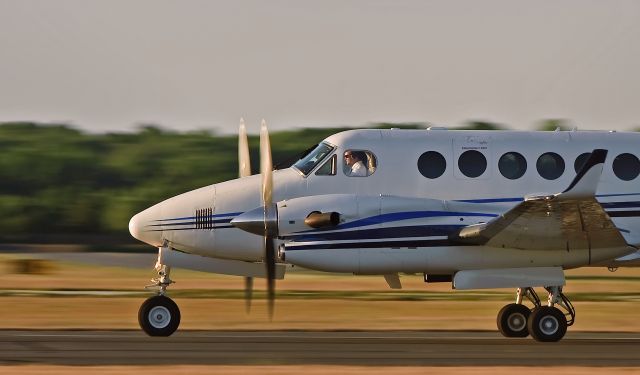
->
xmin=293 ymin=142 xmax=335 ymax=176
xmin=343 ymin=150 xmax=377 ymax=177
xmin=315 ymin=154 xmax=337 ymax=176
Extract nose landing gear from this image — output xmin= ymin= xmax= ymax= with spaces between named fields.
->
xmin=138 ymin=245 xmax=181 ymax=337
xmin=497 ymin=286 xmax=575 ymax=342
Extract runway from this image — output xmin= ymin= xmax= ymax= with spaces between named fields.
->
xmin=2 ymin=330 xmax=640 ymax=366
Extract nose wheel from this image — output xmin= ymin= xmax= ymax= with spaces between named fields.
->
xmin=138 ymin=295 xmax=181 ymax=336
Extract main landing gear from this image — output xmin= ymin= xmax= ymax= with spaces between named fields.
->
xmin=497 ymin=286 xmax=575 ymax=342
xmin=138 ymin=251 xmax=181 ymax=337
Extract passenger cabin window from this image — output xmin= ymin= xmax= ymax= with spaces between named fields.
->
xmin=417 ymin=151 xmax=446 ymax=179
xmin=613 ymin=153 xmax=640 ymax=181
xmin=315 ymin=154 xmax=337 ymax=176
xmin=537 ymin=152 xmax=565 ymax=180
xmin=458 ymin=150 xmax=487 ymax=178
xmin=293 ymin=143 xmax=335 ymax=176
xmin=574 ymin=153 xmax=591 ymax=173
xmin=498 ymin=152 xmax=527 ymax=180
xmin=343 ymin=150 xmax=377 ymax=177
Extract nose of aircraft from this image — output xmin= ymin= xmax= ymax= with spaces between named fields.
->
xmin=128 ymin=207 xmax=163 ymax=247
xmin=128 ymin=213 xmax=143 ymax=241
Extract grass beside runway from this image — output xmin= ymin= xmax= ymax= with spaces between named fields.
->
xmin=1 ymin=254 xmax=640 ymax=331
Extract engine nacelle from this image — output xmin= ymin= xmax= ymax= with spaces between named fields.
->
xmin=277 ymin=194 xmax=364 ymax=236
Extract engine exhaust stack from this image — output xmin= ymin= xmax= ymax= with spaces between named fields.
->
xmin=304 ymin=211 xmax=340 ymax=229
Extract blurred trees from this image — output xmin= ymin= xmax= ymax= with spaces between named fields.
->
xmin=0 ymin=122 xmax=344 ymax=242
xmin=458 ymin=121 xmax=505 ymax=130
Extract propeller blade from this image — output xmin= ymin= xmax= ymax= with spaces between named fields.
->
xmin=239 ymin=118 xmax=253 ymax=314
xmin=265 ymin=236 xmax=276 ymax=320
xmin=238 ymin=118 xmax=251 ymax=178
xmin=244 ymin=276 xmax=253 ymax=314
xmin=260 ymin=119 xmax=273 ymax=206
xmin=260 ymin=119 xmax=276 ymax=320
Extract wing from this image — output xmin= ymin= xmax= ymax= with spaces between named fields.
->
xmin=452 ymin=149 xmax=628 ymax=250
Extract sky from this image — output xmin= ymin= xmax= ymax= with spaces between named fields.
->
xmin=0 ymin=0 xmax=639 ymax=134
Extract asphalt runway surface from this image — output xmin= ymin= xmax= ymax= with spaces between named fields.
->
xmin=3 ymin=330 xmax=640 ymax=366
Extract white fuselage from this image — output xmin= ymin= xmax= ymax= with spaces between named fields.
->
xmin=129 ymin=129 xmax=640 ymax=274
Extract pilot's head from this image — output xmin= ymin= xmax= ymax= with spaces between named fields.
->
xmin=344 ymin=151 xmax=361 ymax=166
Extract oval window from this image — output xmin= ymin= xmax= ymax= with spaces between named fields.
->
xmin=498 ymin=152 xmax=527 ymax=180
xmin=613 ymin=153 xmax=640 ymax=181
xmin=458 ymin=150 xmax=487 ymax=178
xmin=417 ymin=151 xmax=446 ymax=179
xmin=536 ymin=152 xmax=565 ymax=180
xmin=574 ymin=153 xmax=591 ymax=173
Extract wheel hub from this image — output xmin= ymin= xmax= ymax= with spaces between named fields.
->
xmin=507 ymin=312 xmax=526 ymax=331
xmin=148 ymin=306 xmax=171 ymax=329
xmin=539 ymin=315 xmax=559 ymax=335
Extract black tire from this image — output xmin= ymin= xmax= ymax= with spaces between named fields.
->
xmin=497 ymin=303 xmax=531 ymax=337
xmin=138 ymin=295 xmax=181 ymax=337
xmin=527 ymin=306 xmax=567 ymax=342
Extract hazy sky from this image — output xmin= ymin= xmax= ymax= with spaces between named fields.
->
xmin=0 ymin=0 xmax=639 ymax=134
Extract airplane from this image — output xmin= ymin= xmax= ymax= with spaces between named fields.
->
xmin=128 ymin=120 xmax=640 ymax=342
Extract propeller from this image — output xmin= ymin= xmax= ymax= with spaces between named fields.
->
xmin=238 ymin=118 xmax=253 ymax=313
xmin=260 ymin=119 xmax=277 ymax=320
xmin=234 ymin=119 xmax=278 ymax=319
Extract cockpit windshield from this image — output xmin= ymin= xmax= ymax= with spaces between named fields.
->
xmin=293 ymin=142 xmax=335 ymax=175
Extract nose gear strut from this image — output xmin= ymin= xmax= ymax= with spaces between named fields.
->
xmin=139 ymin=243 xmax=181 ymax=336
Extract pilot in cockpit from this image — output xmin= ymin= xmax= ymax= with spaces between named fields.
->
xmin=344 ymin=150 xmax=368 ymax=177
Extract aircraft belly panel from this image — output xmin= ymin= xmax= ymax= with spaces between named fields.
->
xmin=283 ymin=245 xmax=596 ymax=274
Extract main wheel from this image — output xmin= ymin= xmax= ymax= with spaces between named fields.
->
xmin=497 ymin=303 xmax=531 ymax=337
xmin=138 ymin=295 xmax=181 ymax=337
xmin=527 ymin=306 xmax=567 ymax=342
